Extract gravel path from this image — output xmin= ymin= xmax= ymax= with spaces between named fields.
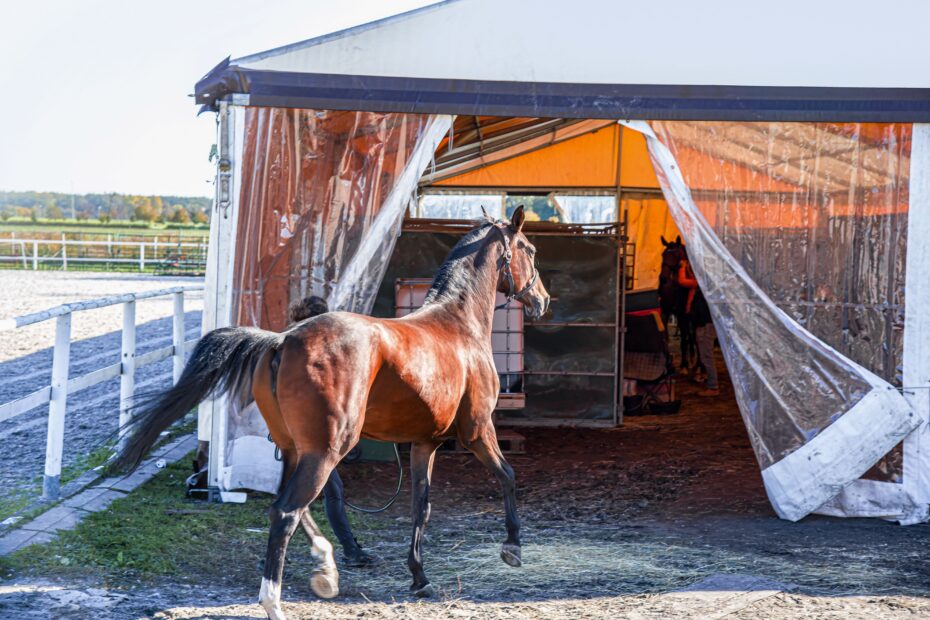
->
xmin=0 ymin=271 xmax=203 ymax=507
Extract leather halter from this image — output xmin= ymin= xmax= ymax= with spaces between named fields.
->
xmin=491 ymin=224 xmax=539 ymax=310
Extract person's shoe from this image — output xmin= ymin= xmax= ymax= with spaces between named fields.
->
xmin=343 ymin=546 xmax=377 ymax=568
xmin=698 ymin=388 xmax=720 ymax=397
xmin=693 ymin=372 xmax=706 ymax=384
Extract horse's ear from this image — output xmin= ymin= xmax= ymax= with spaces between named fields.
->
xmin=660 ymin=236 xmax=668 ymax=247
xmin=675 ymin=235 xmax=681 ymax=244
xmin=511 ymin=205 xmax=526 ymax=233
xmin=480 ymin=205 xmax=494 ymax=223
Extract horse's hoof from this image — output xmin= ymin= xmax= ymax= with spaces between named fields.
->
xmin=310 ymin=566 xmax=340 ymax=599
xmin=259 ymin=600 xmax=287 ymax=620
xmin=411 ymin=582 xmax=436 ymax=598
xmin=501 ymin=543 xmax=522 ymax=567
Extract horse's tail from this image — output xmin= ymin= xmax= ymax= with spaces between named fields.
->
xmin=110 ymin=326 xmax=284 ymax=472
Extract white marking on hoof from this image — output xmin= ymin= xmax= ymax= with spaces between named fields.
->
xmin=258 ymin=578 xmax=287 ymax=620
xmin=501 ymin=543 xmax=522 ymax=567
xmin=412 ymin=582 xmax=436 ymax=598
xmin=310 ymin=532 xmax=336 ymax=568
xmin=310 ymin=565 xmax=340 ymax=599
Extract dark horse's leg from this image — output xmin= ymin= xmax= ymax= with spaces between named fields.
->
xmin=468 ymin=427 xmax=522 ymax=567
xmin=678 ymin=312 xmax=693 ymax=371
xmin=259 ymin=452 xmax=337 ymax=620
xmin=407 ymin=440 xmax=442 ymax=596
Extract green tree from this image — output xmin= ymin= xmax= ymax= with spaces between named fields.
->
xmin=192 ymin=208 xmax=209 ymax=225
xmin=46 ymin=204 xmax=64 ymax=219
xmin=170 ymin=205 xmax=191 ymax=224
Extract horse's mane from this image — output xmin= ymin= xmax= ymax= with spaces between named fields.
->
xmin=423 ymin=220 xmax=496 ymax=305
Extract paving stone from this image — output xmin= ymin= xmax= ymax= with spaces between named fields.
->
xmin=59 ymin=469 xmax=103 ymax=499
xmin=109 ymin=464 xmax=160 ymax=493
xmin=159 ymin=437 xmax=198 ymax=463
xmin=0 ymin=529 xmax=43 ymax=555
xmin=21 ymin=504 xmax=86 ymax=533
xmin=79 ymin=489 xmax=125 ymax=513
xmin=95 ymin=476 xmax=123 ymax=489
xmin=62 ymin=486 xmax=111 ymax=510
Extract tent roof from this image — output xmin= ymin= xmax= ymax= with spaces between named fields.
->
xmin=196 ymin=0 xmax=930 ymax=121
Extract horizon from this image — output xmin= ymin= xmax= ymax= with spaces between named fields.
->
xmin=0 ymin=0 xmax=435 ymax=199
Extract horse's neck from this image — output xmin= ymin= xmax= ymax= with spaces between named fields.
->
xmin=432 ymin=244 xmax=500 ymax=340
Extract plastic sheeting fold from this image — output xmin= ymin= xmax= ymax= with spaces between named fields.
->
xmin=622 ymin=120 xmax=920 ymax=521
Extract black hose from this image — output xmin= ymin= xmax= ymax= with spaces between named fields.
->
xmin=343 ymin=443 xmax=404 ymax=514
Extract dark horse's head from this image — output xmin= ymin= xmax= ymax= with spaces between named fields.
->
xmin=659 ymin=235 xmax=687 ymax=314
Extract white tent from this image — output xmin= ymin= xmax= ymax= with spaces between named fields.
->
xmin=194 ymin=0 xmax=930 ymax=523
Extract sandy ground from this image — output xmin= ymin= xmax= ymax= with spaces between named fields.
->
xmin=0 ymin=271 xmax=203 ymax=363
xmin=2 ymin=362 xmax=929 ymax=619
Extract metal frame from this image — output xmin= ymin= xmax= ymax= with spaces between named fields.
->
xmin=204 ymin=100 xmax=244 ymax=500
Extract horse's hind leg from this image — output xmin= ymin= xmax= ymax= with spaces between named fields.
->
xmin=407 ymin=440 xmax=442 ymax=597
xmin=259 ymin=452 xmax=337 ymax=620
xmin=277 ymin=446 xmax=338 ymax=586
xmin=467 ymin=427 xmax=522 ymax=567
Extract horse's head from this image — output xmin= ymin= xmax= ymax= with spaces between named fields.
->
xmin=660 ymin=235 xmax=687 ymax=275
xmin=490 ymin=205 xmax=550 ymax=319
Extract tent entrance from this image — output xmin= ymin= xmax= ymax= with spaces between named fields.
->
xmin=210 ymin=107 xmax=924 ymax=523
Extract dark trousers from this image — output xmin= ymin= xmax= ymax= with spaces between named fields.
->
xmin=322 ymin=468 xmax=359 ymax=554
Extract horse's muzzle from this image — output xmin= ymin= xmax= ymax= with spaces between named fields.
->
xmin=524 ymin=295 xmax=550 ymax=319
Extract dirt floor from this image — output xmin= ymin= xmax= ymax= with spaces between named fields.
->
xmin=2 ymin=362 xmax=930 ymax=618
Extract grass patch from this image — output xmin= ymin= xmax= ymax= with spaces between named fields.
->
xmin=0 ymin=455 xmax=370 ymax=586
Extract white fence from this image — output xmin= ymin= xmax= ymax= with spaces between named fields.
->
xmin=0 ymin=235 xmax=208 ymax=271
xmin=0 ymin=286 xmax=203 ymax=500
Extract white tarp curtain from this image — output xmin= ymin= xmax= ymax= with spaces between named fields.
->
xmin=220 ymin=110 xmax=452 ymax=493
xmin=621 ymin=120 xmax=922 ymax=522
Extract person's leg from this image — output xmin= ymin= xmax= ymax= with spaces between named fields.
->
xmin=322 ymin=469 xmax=372 ymax=566
xmin=695 ymin=324 xmax=719 ymax=393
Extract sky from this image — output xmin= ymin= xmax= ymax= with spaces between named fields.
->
xmin=0 ymin=0 xmax=435 ymax=198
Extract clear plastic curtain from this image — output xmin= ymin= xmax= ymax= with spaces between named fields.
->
xmin=220 ymin=108 xmax=451 ymax=492
xmin=622 ymin=120 xmax=919 ymax=521
xmin=233 ymin=109 xmax=451 ymax=331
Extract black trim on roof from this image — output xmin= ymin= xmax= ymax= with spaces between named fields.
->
xmin=194 ymin=64 xmax=930 ymax=122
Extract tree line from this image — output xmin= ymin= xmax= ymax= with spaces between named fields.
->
xmin=0 ymin=191 xmax=212 ymax=225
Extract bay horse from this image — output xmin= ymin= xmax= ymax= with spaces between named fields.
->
xmin=112 ymin=206 xmax=550 ymax=620
xmin=658 ymin=235 xmax=696 ymax=372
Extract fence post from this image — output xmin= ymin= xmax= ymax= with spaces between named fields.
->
xmin=172 ymin=291 xmax=185 ymax=383
xmin=32 ymin=240 xmax=38 ymax=270
xmin=42 ymin=313 xmax=72 ymax=500
xmin=107 ymin=234 xmax=112 ymax=257
xmin=139 ymin=243 xmax=145 ymax=272
xmin=119 ymin=301 xmax=137 ymax=450
xmin=61 ymin=233 xmax=68 ymax=271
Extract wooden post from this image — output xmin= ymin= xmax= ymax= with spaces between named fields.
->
xmin=42 ymin=314 xmax=72 ymax=500
xmin=32 ymin=240 xmax=38 ymax=270
xmin=172 ymin=291 xmax=185 ymax=383
xmin=61 ymin=233 xmax=68 ymax=271
xmin=139 ymin=243 xmax=145 ymax=272
xmin=119 ymin=301 xmax=136 ymax=449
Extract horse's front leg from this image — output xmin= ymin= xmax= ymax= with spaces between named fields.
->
xmin=467 ymin=425 xmax=522 ymax=567
xmin=407 ymin=440 xmax=441 ymax=597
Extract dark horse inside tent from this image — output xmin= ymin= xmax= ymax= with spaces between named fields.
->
xmin=112 ymin=207 xmax=550 ymax=620
xmin=658 ymin=235 xmax=696 ymax=372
